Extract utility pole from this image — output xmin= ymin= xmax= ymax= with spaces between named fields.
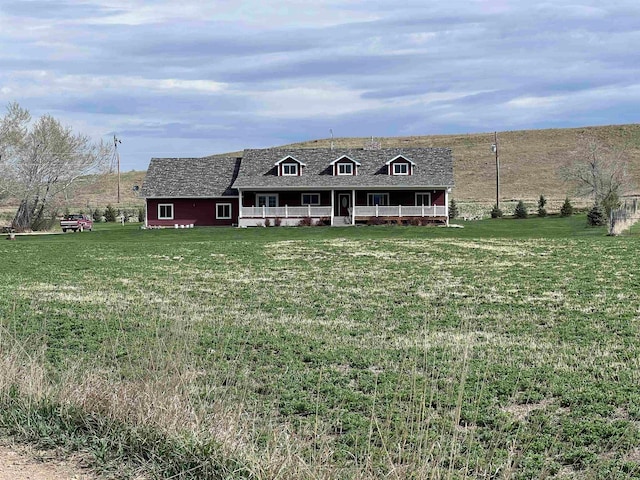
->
xmin=114 ymin=135 xmax=122 ymax=203
xmin=492 ymin=131 xmax=500 ymax=209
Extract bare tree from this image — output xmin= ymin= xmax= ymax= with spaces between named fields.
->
xmin=0 ymin=103 xmax=30 ymax=201
xmin=560 ymin=134 xmax=633 ymax=214
xmin=0 ymin=102 xmax=113 ymax=230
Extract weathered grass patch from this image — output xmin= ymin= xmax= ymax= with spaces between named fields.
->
xmin=1 ymin=219 xmax=639 ymax=478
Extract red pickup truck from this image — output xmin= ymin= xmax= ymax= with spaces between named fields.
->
xmin=60 ymin=214 xmax=93 ymax=232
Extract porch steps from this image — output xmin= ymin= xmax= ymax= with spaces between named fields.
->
xmin=332 ymin=216 xmax=351 ymax=226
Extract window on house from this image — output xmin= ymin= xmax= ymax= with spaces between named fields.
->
xmin=393 ymin=163 xmax=409 ymax=175
xmin=415 ymin=192 xmax=432 ymax=206
xmin=337 ymin=163 xmax=353 ymax=175
xmin=301 ymin=193 xmax=321 ymax=205
xmin=216 ymin=203 xmax=232 ymax=219
xmin=257 ymin=194 xmax=278 ymax=207
xmin=367 ymin=193 xmax=389 ymax=206
xmin=158 ymin=203 xmax=174 ymax=219
xmin=282 ymin=163 xmax=298 ymax=176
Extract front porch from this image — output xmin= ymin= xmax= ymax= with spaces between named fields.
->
xmin=238 ymin=189 xmax=450 ymax=227
xmin=352 ymin=205 xmax=448 ymax=225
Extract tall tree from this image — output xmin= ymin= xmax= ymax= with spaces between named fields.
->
xmin=0 ymin=103 xmax=112 ymax=230
xmin=560 ymin=134 xmax=633 ymax=214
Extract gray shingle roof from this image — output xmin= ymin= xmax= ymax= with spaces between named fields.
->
xmin=233 ymin=148 xmax=454 ymax=189
xmin=140 ymin=156 xmax=240 ymax=198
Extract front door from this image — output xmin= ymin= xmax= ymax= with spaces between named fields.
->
xmin=338 ymin=193 xmax=351 ymax=216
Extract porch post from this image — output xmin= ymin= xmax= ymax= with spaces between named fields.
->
xmin=262 ymin=205 xmax=265 ymax=218
xmin=445 ymin=188 xmax=450 ymax=226
xmin=238 ymin=190 xmax=243 ymax=220
xmin=308 ymin=204 xmax=311 ymax=217
xmin=352 ymin=189 xmax=356 ymax=225
xmin=399 ymin=204 xmax=402 ymax=217
xmin=330 ymin=190 xmax=334 ymax=226
xmin=285 ymin=204 xmax=288 ymax=218
xmin=144 ymin=199 xmax=148 ymax=227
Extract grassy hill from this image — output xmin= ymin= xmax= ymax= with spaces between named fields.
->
xmin=280 ymin=124 xmax=640 ymax=202
xmin=67 ymin=170 xmax=147 ymax=210
xmin=3 ymin=124 xmax=639 ymax=215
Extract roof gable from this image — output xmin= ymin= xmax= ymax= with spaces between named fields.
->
xmin=385 ymin=154 xmax=416 ymax=166
xmin=274 ymin=155 xmax=306 ymax=166
xmin=329 ymin=155 xmax=361 ymax=166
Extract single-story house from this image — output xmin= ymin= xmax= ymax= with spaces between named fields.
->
xmin=141 ymin=156 xmax=240 ymax=227
xmin=140 ymin=147 xmax=454 ymax=227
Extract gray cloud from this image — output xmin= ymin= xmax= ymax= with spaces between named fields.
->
xmin=1 ymin=1 xmax=639 ymax=170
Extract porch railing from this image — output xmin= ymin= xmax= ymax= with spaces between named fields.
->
xmin=241 ymin=205 xmax=332 ymax=218
xmin=353 ymin=205 xmax=447 ymax=217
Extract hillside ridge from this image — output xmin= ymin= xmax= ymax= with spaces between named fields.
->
xmin=7 ymin=124 xmax=639 ymax=209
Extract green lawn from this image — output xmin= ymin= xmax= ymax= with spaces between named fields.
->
xmin=1 ymin=217 xmax=639 ymax=479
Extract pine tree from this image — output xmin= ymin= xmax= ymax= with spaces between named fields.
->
xmin=515 ymin=200 xmax=528 ymax=218
xmin=560 ymin=197 xmax=574 ymax=217
xmin=537 ymin=195 xmax=547 ymax=217
xmin=449 ymin=199 xmax=459 ymax=219
xmin=587 ymin=203 xmax=606 ymax=226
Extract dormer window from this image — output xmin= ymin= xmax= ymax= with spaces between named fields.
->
xmin=274 ymin=155 xmax=305 ymax=176
xmin=393 ymin=163 xmax=409 ymax=175
xmin=338 ymin=163 xmax=353 ymax=175
xmin=386 ymin=155 xmax=416 ymax=175
xmin=330 ymin=155 xmax=361 ymax=176
xmin=282 ymin=163 xmax=298 ymax=176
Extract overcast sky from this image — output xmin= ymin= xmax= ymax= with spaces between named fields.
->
xmin=1 ymin=0 xmax=639 ymax=170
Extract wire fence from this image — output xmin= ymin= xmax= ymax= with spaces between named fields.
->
xmin=609 ymin=198 xmax=640 ymax=235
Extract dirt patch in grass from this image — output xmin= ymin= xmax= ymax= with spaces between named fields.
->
xmin=501 ymin=398 xmax=555 ymax=421
xmin=0 ymin=440 xmax=98 ymax=480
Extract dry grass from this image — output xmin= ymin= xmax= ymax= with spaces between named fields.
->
xmin=279 ymin=123 xmax=640 ymax=202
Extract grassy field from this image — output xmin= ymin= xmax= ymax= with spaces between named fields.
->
xmin=1 ymin=218 xmax=639 ymax=479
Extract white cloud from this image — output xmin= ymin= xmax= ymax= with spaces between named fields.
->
xmin=0 ymin=71 xmax=227 ymax=98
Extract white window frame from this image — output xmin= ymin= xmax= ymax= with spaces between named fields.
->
xmin=158 ymin=203 xmax=174 ymax=220
xmin=216 ymin=203 xmax=232 ymax=219
xmin=337 ymin=163 xmax=353 ymax=175
xmin=393 ymin=163 xmax=410 ymax=175
xmin=256 ymin=194 xmax=279 ymax=208
xmin=282 ymin=163 xmax=298 ymax=176
xmin=301 ymin=193 xmax=321 ymax=205
xmin=415 ymin=192 xmax=432 ymax=206
xmin=367 ymin=193 xmax=389 ymax=206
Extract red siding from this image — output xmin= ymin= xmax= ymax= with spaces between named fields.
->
xmin=147 ymin=198 xmax=239 ymax=226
